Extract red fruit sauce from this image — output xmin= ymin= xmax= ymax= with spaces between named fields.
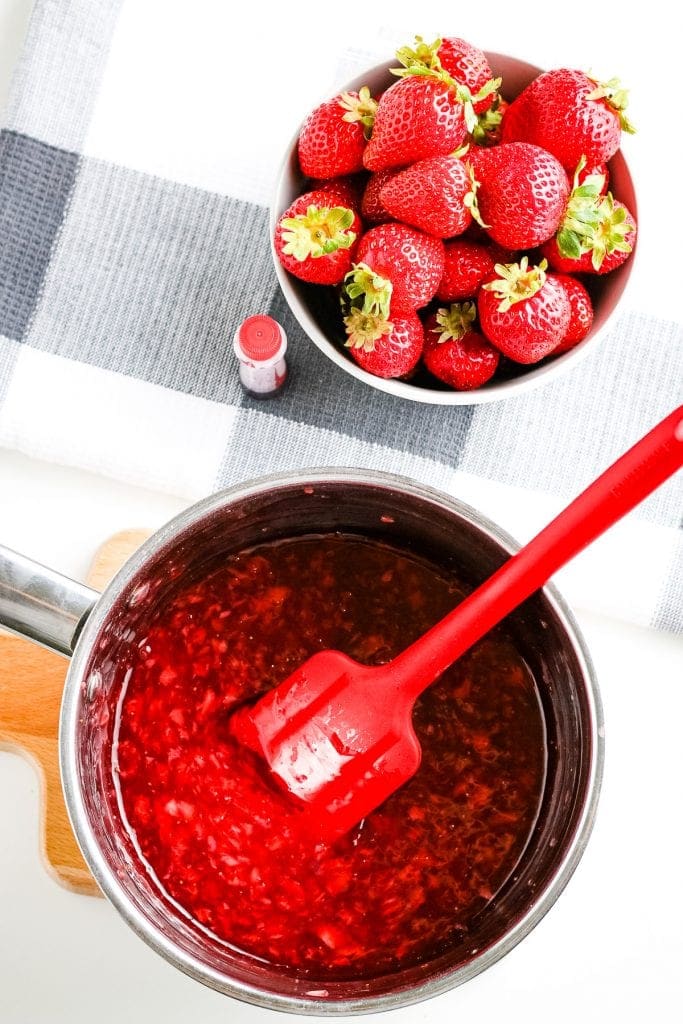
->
xmin=112 ymin=534 xmax=546 ymax=979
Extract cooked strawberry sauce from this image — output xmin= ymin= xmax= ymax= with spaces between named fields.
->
xmin=113 ymin=534 xmax=546 ymax=979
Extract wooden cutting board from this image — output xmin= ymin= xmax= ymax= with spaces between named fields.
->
xmin=0 ymin=530 xmax=151 ymax=895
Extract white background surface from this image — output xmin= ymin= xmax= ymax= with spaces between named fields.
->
xmin=0 ymin=2 xmax=682 ymax=1022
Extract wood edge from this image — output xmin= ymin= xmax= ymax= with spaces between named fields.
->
xmin=0 ymin=740 xmax=101 ymax=895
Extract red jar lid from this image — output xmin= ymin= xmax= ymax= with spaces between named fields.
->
xmin=237 ymin=315 xmax=284 ymax=361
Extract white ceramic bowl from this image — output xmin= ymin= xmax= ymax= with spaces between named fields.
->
xmin=271 ymin=52 xmax=637 ymax=405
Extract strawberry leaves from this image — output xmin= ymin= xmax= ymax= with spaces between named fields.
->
xmin=280 ymin=205 xmax=357 ymax=261
xmin=556 ymin=156 xmax=635 ymax=270
xmin=482 ymin=256 xmax=548 ymax=312
xmin=585 ymin=193 xmax=635 ymax=271
xmin=556 ymin=156 xmax=606 ymax=259
xmin=343 ymin=262 xmax=393 ymax=319
xmin=339 ymin=87 xmax=378 ymax=138
xmin=342 ymin=263 xmax=395 ymax=354
xmin=343 ymin=307 xmax=394 ymax=352
xmin=429 ymin=301 xmax=477 ymax=343
xmin=585 ymin=75 xmax=636 ymax=134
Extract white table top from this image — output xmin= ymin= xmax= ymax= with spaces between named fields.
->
xmin=1 ymin=2 xmax=682 ymax=1022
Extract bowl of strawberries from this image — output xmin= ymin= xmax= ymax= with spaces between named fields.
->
xmin=272 ymin=37 xmax=637 ymax=403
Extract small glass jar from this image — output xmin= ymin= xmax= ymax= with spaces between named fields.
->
xmin=233 ymin=315 xmax=288 ymax=398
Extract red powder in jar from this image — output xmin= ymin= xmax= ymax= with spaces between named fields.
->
xmin=113 ymin=535 xmax=546 ymax=979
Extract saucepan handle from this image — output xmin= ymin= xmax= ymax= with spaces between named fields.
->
xmin=0 ymin=545 xmax=99 ymax=658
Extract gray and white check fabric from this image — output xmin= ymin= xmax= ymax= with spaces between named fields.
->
xmin=0 ymin=0 xmax=681 ymax=631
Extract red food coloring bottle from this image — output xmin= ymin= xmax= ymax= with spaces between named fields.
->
xmin=233 ymin=315 xmax=288 ymax=398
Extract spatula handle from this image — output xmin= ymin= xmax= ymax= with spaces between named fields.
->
xmin=392 ymin=404 xmax=683 ymax=698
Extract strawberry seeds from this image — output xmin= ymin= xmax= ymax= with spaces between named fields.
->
xmin=112 ymin=534 xmax=546 ymax=978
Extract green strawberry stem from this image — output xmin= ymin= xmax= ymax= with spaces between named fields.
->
xmin=430 ymin=302 xmax=476 ymax=342
xmin=394 ymin=35 xmax=443 ymax=71
xmin=556 ymin=156 xmax=607 ymax=259
xmin=339 ymin=86 xmax=378 ymax=138
xmin=482 ymin=257 xmax=547 ymax=312
xmin=343 ymin=307 xmax=393 ymax=352
xmin=392 ymin=35 xmax=500 ymax=133
xmin=281 ymin=205 xmax=356 ymax=261
xmin=585 ymin=193 xmax=635 ymax=271
xmin=394 ymin=34 xmax=444 ymax=76
xmin=585 ymin=75 xmax=636 ymax=134
xmin=555 ymin=157 xmax=635 ymax=269
xmin=343 ymin=262 xmax=393 ymax=319
xmin=454 ymin=78 xmax=501 ymax=133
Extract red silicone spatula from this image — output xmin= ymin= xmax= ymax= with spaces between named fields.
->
xmin=231 ymin=405 xmax=683 ymax=841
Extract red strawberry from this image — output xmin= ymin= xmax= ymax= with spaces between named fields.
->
xmin=361 ymin=170 xmax=398 ymax=224
xmin=551 ymin=274 xmax=594 ymax=353
xmin=437 ymin=240 xmax=495 ymax=301
xmin=379 ymin=156 xmax=475 ymax=238
xmin=436 ymin=37 xmax=497 ymax=113
xmin=501 ymin=69 xmax=635 ymax=171
xmin=472 ymin=143 xmax=570 ymax=249
xmin=275 ymin=190 xmax=361 ymax=285
xmin=298 ymin=88 xmax=378 ymax=178
xmin=394 ymin=36 xmax=500 ymax=127
xmin=343 ymin=306 xmax=424 ymax=378
xmin=423 ymin=301 xmax=499 ymax=389
xmin=351 ymin=223 xmax=445 ymax=312
xmin=478 ymin=257 xmax=571 ymax=363
xmin=363 ymin=76 xmax=467 ymax=171
xmin=541 ymin=194 xmax=636 ymax=274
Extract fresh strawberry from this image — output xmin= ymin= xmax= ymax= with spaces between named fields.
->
xmin=343 ymin=306 xmax=424 ymax=378
xmin=394 ymin=36 xmax=500 ymax=128
xmin=275 ymin=190 xmax=361 ymax=285
xmin=471 ymin=143 xmax=570 ymax=248
xmin=501 ymin=69 xmax=635 ymax=171
xmin=423 ymin=301 xmax=499 ymax=388
xmin=437 ymin=38 xmax=497 ymax=113
xmin=437 ymin=240 xmax=495 ymax=301
xmin=361 ymin=170 xmax=398 ymax=224
xmin=363 ymin=75 xmax=468 ymax=172
xmin=298 ymin=88 xmax=378 ymax=178
xmin=541 ymin=193 xmax=636 ymax=274
xmin=551 ymin=274 xmax=594 ymax=352
xmin=535 ymin=155 xmax=611 ymax=264
xmin=379 ymin=155 xmax=476 ymax=238
xmin=478 ymin=257 xmax=571 ymax=362
xmin=351 ymin=223 xmax=445 ymax=312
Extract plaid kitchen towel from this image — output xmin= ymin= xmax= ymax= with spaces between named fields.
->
xmin=0 ymin=0 xmax=681 ymax=632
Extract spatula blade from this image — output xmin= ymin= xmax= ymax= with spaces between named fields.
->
xmin=230 ymin=649 xmax=421 ymax=841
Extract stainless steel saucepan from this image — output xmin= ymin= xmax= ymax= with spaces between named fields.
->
xmin=0 ymin=469 xmax=603 ymax=1015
